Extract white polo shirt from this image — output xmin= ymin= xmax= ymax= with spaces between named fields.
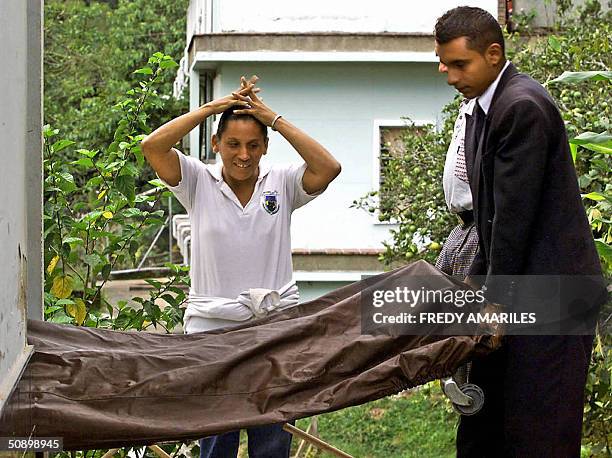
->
xmin=166 ymin=151 xmax=321 ymax=330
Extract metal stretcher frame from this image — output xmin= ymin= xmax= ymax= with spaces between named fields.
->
xmin=0 ymin=261 xmax=501 ymax=451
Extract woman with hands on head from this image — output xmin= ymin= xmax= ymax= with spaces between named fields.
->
xmin=140 ymin=76 xmax=341 ymax=458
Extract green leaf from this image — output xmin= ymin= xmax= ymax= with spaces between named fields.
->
xmin=120 ymin=162 xmax=140 ymax=177
xmin=83 ymin=253 xmax=104 ymax=267
xmin=133 ymin=147 xmax=145 ymax=168
xmin=148 ymin=178 xmax=165 ymax=188
xmin=549 ymin=71 xmax=612 ymax=84
xmin=582 ymin=192 xmax=606 ymax=201
xmin=122 ymin=207 xmax=144 ymax=218
xmin=128 ymin=242 xmax=139 ymax=262
xmin=569 ymin=142 xmax=578 ymax=163
xmin=570 ymin=132 xmax=612 ymax=154
xmin=133 ymin=66 xmax=153 ymax=75
xmin=143 ymin=300 xmax=161 ymax=324
xmin=72 ymin=157 xmax=94 ymax=168
xmin=115 ymin=174 xmax=136 ymax=203
xmin=146 ymin=218 xmax=165 ymax=226
xmin=45 ymin=305 xmax=63 ymax=314
xmin=63 ymin=236 xmax=84 ymax=245
xmin=594 ymin=240 xmax=612 ymax=264
xmin=77 ymin=149 xmax=98 ymax=158
xmin=571 ymin=132 xmax=612 ymax=145
xmin=83 ymin=210 xmax=103 ymax=222
xmin=579 ymin=143 xmax=612 ymax=155
xmin=160 ymin=59 xmax=178 ymax=69
xmin=167 ymin=286 xmax=185 ymax=296
xmin=160 ymin=293 xmax=178 ymax=307
xmin=55 ymin=299 xmax=75 ymax=306
xmin=578 ymin=174 xmax=592 ymax=189
xmin=148 ymin=52 xmax=164 ymax=64
xmin=101 ymin=264 xmax=112 ymax=281
xmin=52 ymin=139 xmax=76 ymax=153
xmin=49 ymin=311 xmax=73 ymax=324
xmin=87 ymin=176 xmax=103 ymax=188
xmin=548 ymin=35 xmax=561 ymax=52
xmin=57 ymin=172 xmax=77 ymax=193
xmin=145 ymin=279 xmax=162 ymax=289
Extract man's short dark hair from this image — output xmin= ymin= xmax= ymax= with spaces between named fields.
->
xmin=434 ymin=6 xmax=505 ymax=56
xmin=216 ymin=106 xmax=268 ymax=140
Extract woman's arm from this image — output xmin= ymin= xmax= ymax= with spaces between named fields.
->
xmin=141 ymin=83 xmax=256 ymax=186
xmin=233 ymin=84 xmax=341 ymax=194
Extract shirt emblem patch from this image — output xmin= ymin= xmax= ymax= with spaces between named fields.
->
xmin=262 ymin=191 xmax=280 ymax=215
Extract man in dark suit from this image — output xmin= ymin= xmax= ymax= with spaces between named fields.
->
xmin=434 ymin=7 xmax=606 ymax=457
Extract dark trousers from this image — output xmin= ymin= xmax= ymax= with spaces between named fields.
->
xmin=199 ymin=422 xmax=293 ymax=458
xmin=456 ymin=335 xmax=594 ymax=457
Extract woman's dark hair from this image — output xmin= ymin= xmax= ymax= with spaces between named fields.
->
xmin=216 ymin=106 xmax=268 ymax=140
xmin=434 ymin=6 xmax=505 ymax=56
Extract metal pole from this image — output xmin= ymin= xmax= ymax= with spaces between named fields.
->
xmin=168 ymin=195 xmax=173 ymax=265
xmin=137 ymin=216 xmax=170 ymax=270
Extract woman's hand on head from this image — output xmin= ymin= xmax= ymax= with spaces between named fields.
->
xmin=203 ymin=79 xmax=260 ymax=115
xmin=232 ymin=76 xmax=277 ymax=127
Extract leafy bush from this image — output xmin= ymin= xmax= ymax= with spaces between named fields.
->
xmin=44 ymin=52 xmax=189 ymax=331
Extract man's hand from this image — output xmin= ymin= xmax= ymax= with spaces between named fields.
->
xmin=464 ymin=275 xmax=483 ymax=291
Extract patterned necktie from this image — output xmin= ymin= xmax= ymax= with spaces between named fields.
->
xmin=454 ymin=100 xmax=470 ymax=183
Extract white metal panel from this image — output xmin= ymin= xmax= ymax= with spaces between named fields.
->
xmin=212 ymin=0 xmax=498 ymax=33
xmin=0 ymin=0 xmax=41 ymax=415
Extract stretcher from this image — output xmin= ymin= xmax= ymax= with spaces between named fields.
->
xmin=0 ymin=260 xmax=501 ymax=451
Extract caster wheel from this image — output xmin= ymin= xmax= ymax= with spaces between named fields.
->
xmin=452 ymin=383 xmax=484 ymax=416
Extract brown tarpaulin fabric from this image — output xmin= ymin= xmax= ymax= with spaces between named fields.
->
xmin=0 ymin=261 xmax=501 ymax=450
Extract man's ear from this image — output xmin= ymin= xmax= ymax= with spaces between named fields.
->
xmin=211 ymin=134 xmax=219 ymax=153
xmin=263 ymin=137 xmax=269 ymax=155
xmin=485 ymin=43 xmax=504 ymax=67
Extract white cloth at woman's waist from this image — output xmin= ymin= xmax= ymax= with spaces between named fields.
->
xmin=183 ymin=281 xmax=299 ymax=333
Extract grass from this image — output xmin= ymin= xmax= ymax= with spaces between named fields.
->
xmin=296 ymin=384 xmax=457 ymax=458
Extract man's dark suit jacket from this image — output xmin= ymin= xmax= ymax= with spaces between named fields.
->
xmin=464 ymin=63 xmax=605 ymax=326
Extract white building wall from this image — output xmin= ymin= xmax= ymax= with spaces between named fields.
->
xmin=209 ymin=0 xmax=499 ymax=33
xmin=213 ymin=61 xmax=455 ymax=250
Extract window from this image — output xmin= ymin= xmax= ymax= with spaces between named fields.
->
xmin=372 ymin=120 xmax=431 ymax=222
xmin=199 ymin=73 xmax=215 ymax=161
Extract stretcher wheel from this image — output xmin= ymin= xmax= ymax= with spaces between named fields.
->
xmin=452 ymin=383 xmax=484 ymax=416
